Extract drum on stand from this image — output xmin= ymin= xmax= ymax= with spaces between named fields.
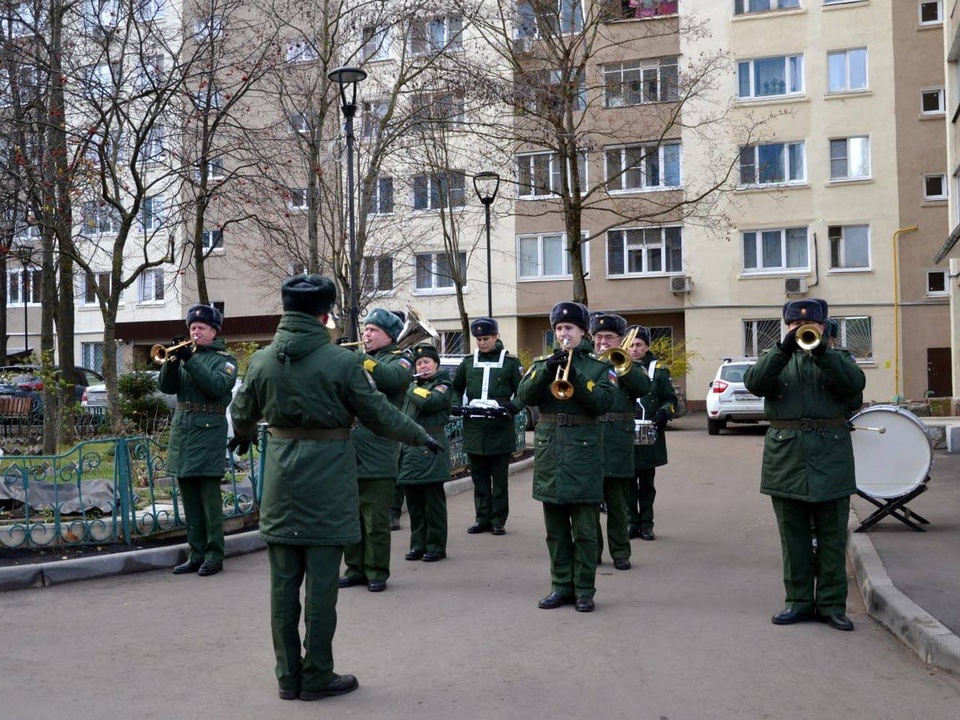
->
xmin=850 ymin=405 xmax=932 ymax=499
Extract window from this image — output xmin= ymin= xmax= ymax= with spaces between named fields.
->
xmin=517 ymin=68 xmax=587 ymax=114
xmin=516 ymin=0 xmax=583 ymax=36
xmin=517 ymin=232 xmax=590 ymax=280
xmin=833 ymin=316 xmax=873 ymax=361
xmin=193 ymin=15 xmax=223 ymax=40
xmin=734 ymin=0 xmax=800 ymax=15
xmin=286 ymin=40 xmax=318 ymax=63
xmin=742 ymin=227 xmax=809 ymax=272
xmin=827 ymin=48 xmax=867 ymax=93
xmin=919 ymin=1 xmax=943 ymax=25
xmin=202 ymin=229 xmax=224 ymax=250
xmin=366 ymin=177 xmax=394 ymax=215
xmin=739 ymin=142 xmax=805 ymax=186
xmin=415 ymin=252 xmax=467 ymax=291
xmin=517 ymin=151 xmax=588 ymax=198
xmin=828 ymin=224 xmax=870 ymax=270
xmin=606 ymin=142 xmax=682 ymax=191
xmin=135 ymin=54 xmax=165 ymax=91
xmin=362 ymin=25 xmax=391 ymax=61
xmin=743 ymin=319 xmax=780 ymax=356
xmin=134 ymin=0 xmax=166 ymax=22
xmin=829 ymin=136 xmax=870 ymax=180
xmin=924 ymin=174 xmax=947 ymax=200
xmin=927 ymin=269 xmax=948 ymax=296
xmin=408 ymin=15 xmax=463 ymax=55
xmin=10 ymin=2 xmax=38 ymax=37
xmin=83 ymin=271 xmax=111 ymax=305
xmin=143 ymin=125 xmax=164 ymax=162
xmin=140 ymin=195 xmax=163 ymax=231
xmin=287 ymin=188 xmax=308 ymax=210
xmin=921 ymin=88 xmax=945 ymax=115
xmin=207 ymin=157 xmax=225 ymax=180
xmin=559 ymin=0 xmax=584 ymax=33
xmin=362 ymin=100 xmax=387 ymax=139
xmin=7 ymin=267 xmax=42 ymax=305
xmin=634 ymin=0 xmax=679 ymax=18
xmin=737 ymin=55 xmax=803 ymax=99
xmin=439 ymin=332 xmax=465 ymax=355
xmin=81 ymin=343 xmax=105 ymax=374
xmin=363 ymin=256 xmax=394 ymax=292
xmin=607 ymin=226 xmax=683 ymax=276
xmin=81 ymin=201 xmax=121 ymax=234
xmin=412 ymin=171 xmax=466 ymax=210
xmin=289 ymin=111 xmax=311 ymax=134
xmin=139 ymin=268 xmax=165 ymax=302
xmin=411 ymin=91 xmax=464 ymax=129
xmin=195 ymin=86 xmax=223 ymax=111
xmin=603 ymin=57 xmax=679 ymax=107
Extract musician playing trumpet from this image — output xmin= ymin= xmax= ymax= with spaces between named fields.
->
xmin=517 ymin=302 xmax=617 ymax=613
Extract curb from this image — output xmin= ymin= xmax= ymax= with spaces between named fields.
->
xmin=847 ymin=513 xmax=960 ymax=674
xmin=0 ymin=455 xmax=535 ymax=593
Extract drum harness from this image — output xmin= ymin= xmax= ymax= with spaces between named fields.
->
xmin=463 ymin=349 xmax=510 ymax=419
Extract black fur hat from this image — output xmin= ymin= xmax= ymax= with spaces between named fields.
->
xmin=186 ymin=304 xmax=223 ymax=331
xmin=470 ymin=317 xmax=499 ymax=337
xmin=783 ymin=299 xmax=827 ymax=324
xmin=411 ymin=343 xmax=440 ymax=364
xmin=589 ymin=313 xmax=627 ymax=336
xmin=549 ymin=301 xmax=590 ymax=331
xmin=281 ymin=274 xmax=337 ymax=315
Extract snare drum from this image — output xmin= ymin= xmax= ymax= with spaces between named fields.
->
xmin=634 ymin=419 xmax=658 ymax=446
xmin=850 ymin=405 xmax=932 ymax=499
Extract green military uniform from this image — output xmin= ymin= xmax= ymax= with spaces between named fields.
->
xmin=342 ymin=343 xmax=413 ymax=584
xmin=230 ymin=310 xmax=431 ymax=696
xmin=743 ymin=340 xmax=866 ymax=618
xmin=397 ymin=368 xmax=453 ymax=557
xmin=452 ymin=340 xmax=523 ymax=531
xmin=159 ymin=337 xmax=237 ymax=567
xmin=517 ymin=338 xmax=617 ymax=600
xmin=629 ymin=353 xmax=678 ymax=537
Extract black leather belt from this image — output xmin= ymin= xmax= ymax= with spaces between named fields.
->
xmin=599 ymin=413 xmax=634 ymax=422
xmin=539 ymin=413 xmax=598 ymax=426
xmin=770 ymin=418 xmax=848 ymax=431
xmin=270 ymin=427 xmax=350 ymax=441
xmin=177 ymin=402 xmax=226 ymax=415
xmin=422 ymin=426 xmax=445 ymax=433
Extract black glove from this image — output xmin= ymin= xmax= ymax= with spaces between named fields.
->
xmin=544 ymin=349 xmax=568 ymax=374
xmin=227 ymin=436 xmax=251 ymax=456
xmin=449 ymin=406 xmax=464 ymax=417
xmin=424 ymin=436 xmax=442 ymax=454
xmin=654 ymin=408 xmax=669 ymax=432
xmin=778 ymin=328 xmax=798 ymax=355
xmin=810 ymin=338 xmax=828 ymax=357
xmin=174 ymin=343 xmax=194 ymax=362
xmin=498 ymin=401 xmax=521 ymax=416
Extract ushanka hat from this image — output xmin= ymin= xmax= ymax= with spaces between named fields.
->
xmin=186 ymin=304 xmax=223 ymax=331
xmin=470 ymin=317 xmax=499 ymax=337
xmin=625 ymin=324 xmax=651 ymax=346
xmin=281 ymin=274 xmax=337 ymax=315
xmin=589 ymin=313 xmax=627 ymax=336
xmin=364 ymin=308 xmax=405 ymax=341
xmin=783 ymin=299 xmax=827 ymax=324
xmin=411 ymin=343 xmax=440 ymax=363
xmin=549 ymin=301 xmax=590 ymax=332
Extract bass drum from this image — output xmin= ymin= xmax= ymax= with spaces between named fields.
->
xmin=850 ymin=405 xmax=932 ymax=499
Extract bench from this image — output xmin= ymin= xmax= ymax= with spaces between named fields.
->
xmin=0 ymin=396 xmax=35 ymax=435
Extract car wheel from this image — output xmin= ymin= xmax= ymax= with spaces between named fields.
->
xmin=707 ymin=418 xmax=723 ymax=435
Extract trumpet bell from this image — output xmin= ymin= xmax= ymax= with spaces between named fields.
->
xmin=796 ymin=324 xmax=822 ymax=352
xmin=550 ymin=380 xmax=574 ymax=400
xmin=396 ymin=304 xmax=440 ymax=350
xmin=598 ymin=347 xmax=633 ymax=376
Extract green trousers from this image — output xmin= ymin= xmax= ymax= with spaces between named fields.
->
xmin=542 ymin=502 xmax=599 ymax=599
xmin=771 ymin=496 xmax=851 ymax=616
xmin=405 ymin=482 xmax=448 ymax=554
xmin=343 ymin=478 xmax=394 ymax=582
xmin=391 ymin=483 xmax=405 ymax=521
xmin=267 ymin=543 xmax=342 ymax=694
xmin=469 ymin=453 xmax=511 ymax=527
xmin=628 ymin=467 xmax=657 ymax=532
xmin=596 ymin=476 xmax=631 ymax=562
xmin=177 ymin=476 xmax=224 ymax=564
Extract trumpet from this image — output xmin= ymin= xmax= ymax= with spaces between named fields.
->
xmin=339 ymin=341 xmax=366 ymax=349
xmin=598 ymin=326 xmax=639 ymax=377
xmin=549 ymin=340 xmax=575 ymax=400
xmin=151 ymin=339 xmax=195 ymax=365
xmin=796 ymin=324 xmax=822 ymax=352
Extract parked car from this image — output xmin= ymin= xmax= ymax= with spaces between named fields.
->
xmin=81 ymin=370 xmax=176 ymax=410
xmin=0 ymin=364 xmax=104 ymax=414
xmin=705 ymin=358 xmax=765 ymax=435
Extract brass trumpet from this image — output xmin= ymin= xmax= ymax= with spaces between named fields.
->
xmin=339 ymin=341 xmax=366 ymax=349
xmin=796 ymin=324 xmax=822 ymax=352
xmin=598 ymin=326 xmax=639 ymax=377
xmin=151 ymin=339 xmax=195 ymax=365
xmin=549 ymin=340 xmax=575 ymax=400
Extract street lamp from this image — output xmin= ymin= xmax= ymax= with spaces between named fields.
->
xmin=14 ymin=245 xmax=34 ymax=359
xmin=473 ymin=171 xmax=500 ymax=319
xmin=327 ymin=66 xmax=367 ymax=342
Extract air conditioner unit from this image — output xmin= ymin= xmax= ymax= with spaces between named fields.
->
xmin=670 ymin=275 xmax=692 ymax=294
xmin=784 ymin=277 xmax=808 ymax=295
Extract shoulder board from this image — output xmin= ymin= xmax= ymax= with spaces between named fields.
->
xmin=390 ymin=349 xmax=409 ymax=355
xmin=216 ymin=350 xmax=233 ymax=357
xmin=413 ymin=387 xmax=431 ymax=398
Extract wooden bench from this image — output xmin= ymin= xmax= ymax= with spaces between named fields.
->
xmin=0 ymin=396 xmax=35 ymax=435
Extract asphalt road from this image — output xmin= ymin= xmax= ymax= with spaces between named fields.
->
xmin=2 ymin=415 xmax=959 ymax=719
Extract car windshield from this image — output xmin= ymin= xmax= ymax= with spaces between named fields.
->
xmin=720 ymin=365 xmax=750 ymax=383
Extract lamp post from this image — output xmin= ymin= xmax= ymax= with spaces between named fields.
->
xmin=472 ymin=171 xmax=500 ymax=319
xmin=14 ymin=245 xmax=34 ymax=358
xmin=328 ymin=66 xmax=367 ymax=342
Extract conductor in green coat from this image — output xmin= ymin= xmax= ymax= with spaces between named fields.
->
xmin=159 ymin=304 xmax=237 ymax=577
xmin=743 ymin=299 xmax=866 ymax=633
xmin=228 ymin=275 xmax=440 ymax=701
xmin=517 ymin=302 xmax=617 ymax=613
xmin=452 ymin=317 xmax=524 ymax=536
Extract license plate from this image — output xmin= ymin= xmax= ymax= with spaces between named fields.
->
xmin=733 ymin=391 xmax=759 ymax=402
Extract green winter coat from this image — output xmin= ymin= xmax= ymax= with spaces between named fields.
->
xmin=229 ymin=312 xmax=431 ymax=546
xmin=634 ymin=354 xmax=678 ymax=470
xmin=452 ymin=340 xmax=524 ymax=455
xmin=353 ymin=343 xmax=414 ymax=479
xmin=158 ymin=337 xmax=237 ymax=478
xmin=397 ymin=370 xmax=453 ymax=485
xmin=601 ymin=362 xmax=652 ymax=478
xmin=517 ymin=338 xmax=617 ymax=504
xmin=743 ymin=345 xmax=866 ymax=502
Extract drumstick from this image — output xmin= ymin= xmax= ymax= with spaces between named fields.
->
xmin=852 ymin=425 xmax=886 ymax=434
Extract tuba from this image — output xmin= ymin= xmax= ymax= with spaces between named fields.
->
xmin=598 ymin=326 xmax=638 ymax=377
xmin=396 ymin=304 xmax=440 ymax=350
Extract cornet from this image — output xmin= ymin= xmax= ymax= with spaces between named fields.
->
xmin=796 ymin=324 xmax=822 ymax=352
xmin=151 ymin=339 xmax=196 ymax=365
xmin=598 ymin=326 xmax=639 ymax=377
xmin=549 ymin=339 xmax=575 ymax=400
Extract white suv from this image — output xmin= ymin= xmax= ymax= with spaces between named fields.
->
xmin=706 ymin=358 xmax=765 ymax=435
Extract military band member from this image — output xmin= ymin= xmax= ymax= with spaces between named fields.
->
xmin=518 ymin=301 xmax=617 ymax=613
xmin=627 ymin=326 xmax=678 ymax=542
xmin=341 ymin=309 xmax=413 ymax=593
xmin=229 ymin=275 xmax=440 ymax=700
xmin=398 ymin=343 xmax=454 ymax=562
xmin=743 ymin=299 xmax=865 ymax=632
xmin=591 ymin=314 xmax=651 ymax=570
xmin=160 ymin=303 xmax=237 ymax=577
xmin=452 ymin=317 xmax=524 ymax=536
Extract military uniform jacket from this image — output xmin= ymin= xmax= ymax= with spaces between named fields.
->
xmin=452 ymin=340 xmax=523 ymax=455
xmin=397 ymin=370 xmax=453 ymax=486
xmin=517 ymin=338 xmax=617 ymax=505
xmin=158 ymin=337 xmax=237 ymax=478
xmin=601 ymin=363 xmax=652 ymax=478
xmin=634 ymin=354 xmax=678 ymax=470
xmin=743 ymin=345 xmax=866 ymax=503
xmin=229 ymin=312 xmax=430 ymax=546
xmin=353 ymin=343 xmax=414 ymax=479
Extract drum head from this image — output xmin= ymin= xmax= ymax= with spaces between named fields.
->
xmin=851 ymin=406 xmax=932 ymax=499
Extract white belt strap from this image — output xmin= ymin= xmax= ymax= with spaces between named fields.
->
xmin=473 ymin=348 xmax=507 ymax=401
